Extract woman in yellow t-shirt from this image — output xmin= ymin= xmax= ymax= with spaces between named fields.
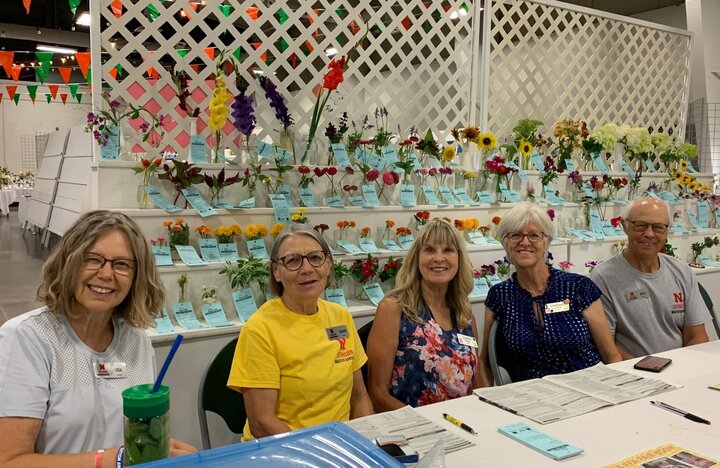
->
xmin=227 ymin=224 xmax=373 ymax=440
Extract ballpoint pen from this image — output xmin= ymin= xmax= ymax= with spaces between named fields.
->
xmin=650 ymin=401 xmax=711 ymax=425
xmin=443 ymin=413 xmax=478 ymax=435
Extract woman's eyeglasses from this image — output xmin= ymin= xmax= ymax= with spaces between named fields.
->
xmin=83 ymin=252 xmax=136 ymax=276
xmin=274 ymin=250 xmax=328 ymax=271
xmin=505 ymin=232 xmax=546 ymax=243
xmin=625 ymin=220 xmax=669 ymax=234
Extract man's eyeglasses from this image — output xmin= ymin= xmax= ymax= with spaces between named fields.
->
xmin=83 ymin=252 xmax=136 ymax=276
xmin=625 ymin=220 xmax=669 ymax=234
xmin=505 ymin=232 xmax=546 ymax=243
xmin=274 ymin=250 xmax=328 ymax=271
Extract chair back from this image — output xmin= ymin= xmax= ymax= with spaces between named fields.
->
xmin=356 ymin=320 xmax=374 ymax=386
xmin=698 ymin=282 xmax=720 ymax=339
xmin=197 ymin=337 xmax=246 ymax=450
xmin=488 ymin=321 xmax=514 ymax=386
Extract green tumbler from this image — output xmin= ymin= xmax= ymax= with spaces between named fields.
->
xmin=122 ymin=384 xmax=170 ymax=465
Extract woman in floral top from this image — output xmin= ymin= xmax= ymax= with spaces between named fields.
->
xmin=366 ymin=219 xmax=481 ymax=410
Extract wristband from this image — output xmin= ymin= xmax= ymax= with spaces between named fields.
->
xmin=115 ymin=446 xmax=125 ymax=468
xmin=94 ymin=449 xmax=105 ymax=468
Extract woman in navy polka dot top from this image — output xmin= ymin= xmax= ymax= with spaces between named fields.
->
xmin=478 ymin=202 xmax=621 ymax=385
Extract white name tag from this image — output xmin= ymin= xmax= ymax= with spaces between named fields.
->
xmin=545 ymin=300 xmax=570 ymax=314
xmin=626 ymin=289 xmax=649 ymax=302
xmin=326 ymin=325 xmax=349 ymax=340
xmin=94 ymin=362 xmax=127 ymax=379
xmin=457 ymin=334 xmax=478 ymax=348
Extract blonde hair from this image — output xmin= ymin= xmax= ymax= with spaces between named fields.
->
xmin=389 ymin=218 xmax=473 ymax=328
xmin=36 ymin=210 xmax=164 ymax=327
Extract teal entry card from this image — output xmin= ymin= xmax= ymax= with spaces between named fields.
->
xmin=484 ymin=235 xmax=501 ymax=245
xmin=699 ymin=255 xmax=720 ymax=268
xmin=365 ymin=153 xmax=387 ymax=171
xmin=189 ymin=135 xmax=207 ymax=163
xmin=589 ymin=210 xmax=605 ymax=238
xmin=601 ymin=220 xmax=617 ymax=237
xmin=399 ymin=184 xmax=416 ymax=207
xmin=453 ymin=188 xmax=478 ymax=205
xmin=564 ymin=158 xmax=576 ymax=172
xmin=362 ymin=184 xmax=381 ymax=207
xmin=173 ymin=302 xmax=207 ymax=329
xmin=363 ymin=282 xmax=385 ymax=306
xmin=506 ymin=189 xmax=522 ymax=203
xmin=422 ymin=185 xmax=445 ymax=206
xmin=644 ymin=158 xmax=657 ymax=172
xmin=152 ymin=245 xmax=173 ymax=266
xmin=697 ymin=201 xmax=709 ymax=228
xmin=688 ymin=212 xmax=703 ymax=230
xmin=398 ymin=235 xmax=415 ymax=250
xmin=359 ymin=237 xmax=381 ymax=254
xmin=146 ymin=186 xmax=182 ymax=212
xmin=506 ymin=161 xmax=528 ymax=181
xmin=467 ymin=231 xmax=488 ymax=246
xmin=382 ymin=239 xmax=403 ymax=251
xmin=201 ymin=302 xmax=232 ymax=327
xmin=237 ymin=197 xmax=256 ymax=209
xmin=327 ymin=194 xmax=344 ymax=208
xmin=277 ymin=184 xmax=293 ymax=206
xmin=255 ymin=141 xmax=274 ymax=159
xmin=270 ymin=194 xmax=291 ymax=222
xmin=198 ymin=238 xmax=221 ymax=263
xmin=336 ymin=239 xmax=364 ymax=255
xmin=476 ymin=191 xmax=494 ymax=204
xmin=325 ymin=288 xmax=348 ymax=308
xmin=715 ymin=210 xmax=720 ymax=228
xmin=349 ymin=195 xmax=365 ymax=207
xmin=530 ymin=150 xmax=544 ymax=171
xmin=218 ymin=242 xmax=240 ymax=261
xmin=486 ymin=274 xmax=502 ymax=286
xmin=438 ymin=186 xmax=462 ymax=206
xmin=331 ymin=143 xmax=352 ymax=168
xmin=232 ymin=288 xmax=258 ymax=323
xmin=381 ymin=145 xmax=398 ymax=165
xmin=175 ymin=245 xmax=206 ymax=265
xmin=212 ymin=198 xmax=233 ymax=209
xmin=470 ymin=278 xmax=490 ymax=297
xmin=99 ymin=125 xmax=120 ymax=161
xmin=298 ymin=188 xmax=317 ymax=207
xmin=246 ymin=239 xmax=269 ymax=259
xmin=590 ymin=152 xmax=609 ymax=174
xmin=181 ymin=187 xmax=217 ymax=217
xmin=619 ymin=159 xmax=636 ymax=178
xmin=153 ymin=310 xmax=175 ymax=334
xmin=498 ymin=422 xmax=583 ymax=461
xmin=543 ymin=186 xmax=564 ymax=205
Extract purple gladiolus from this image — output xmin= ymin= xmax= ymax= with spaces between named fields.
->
xmin=231 ymin=87 xmax=256 ymax=137
xmin=258 ymin=76 xmax=293 ymax=130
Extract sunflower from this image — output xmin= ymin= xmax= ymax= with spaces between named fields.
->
xmin=518 ymin=139 xmax=533 ymax=157
xmin=478 ymin=133 xmax=497 ymax=151
xmin=679 ymin=160 xmax=689 ymax=171
xmin=461 ymin=126 xmax=481 ymax=143
xmin=688 ymin=181 xmax=700 ymax=191
xmin=674 ymin=171 xmax=683 ymax=180
xmin=441 ymin=146 xmax=456 ymax=161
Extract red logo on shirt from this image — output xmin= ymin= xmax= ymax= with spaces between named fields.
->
xmin=673 ymin=292 xmax=683 ymax=303
xmin=338 ymin=338 xmax=347 ymax=351
xmin=334 ymin=338 xmax=353 ymax=363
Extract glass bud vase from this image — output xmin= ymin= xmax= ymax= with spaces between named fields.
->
xmin=137 ymin=182 xmax=153 ymax=209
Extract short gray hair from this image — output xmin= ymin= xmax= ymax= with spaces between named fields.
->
xmin=269 ymin=223 xmax=333 ymax=296
xmin=622 ymin=197 xmax=671 ymax=223
xmin=497 ymin=202 xmax=554 ymax=251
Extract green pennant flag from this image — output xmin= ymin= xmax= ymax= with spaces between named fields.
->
xmin=218 ymin=5 xmax=231 ymax=17
xmin=115 ymin=64 xmax=123 ymax=76
xmin=13 ymin=94 xmax=20 ymax=105
xmin=68 ymin=84 xmax=79 ymax=98
xmin=68 ymin=0 xmax=81 ymax=15
xmin=277 ymin=8 xmax=289 ymax=24
xmin=461 ymin=2 xmax=470 ymax=13
xmin=232 ymin=47 xmax=243 ymax=61
xmin=26 ymin=85 xmax=38 ymax=102
xmin=336 ymin=7 xmax=344 ymax=17
xmin=76 ymin=93 xmax=83 ymax=104
xmin=176 ymin=49 xmax=189 ymax=58
xmin=34 ymin=66 xmax=48 ymax=84
xmin=86 ymin=68 xmax=92 ymax=84
xmin=35 ymin=52 xmax=53 ymax=75
xmin=147 ymin=3 xmax=160 ymax=21
xmin=279 ymin=38 xmax=289 ymax=53
xmin=46 ymin=93 xmax=52 ymax=104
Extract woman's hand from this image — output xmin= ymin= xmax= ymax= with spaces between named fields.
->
xmin=366 ymin=298 xmax=406 ymax=412
xmin=169 ymin=438 xmax=198 ymax=457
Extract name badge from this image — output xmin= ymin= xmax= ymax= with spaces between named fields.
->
xmin=94 ymin=362 xmax=127 ymax=379
xmin=626 ymin=289 xmax=649 ymax=302
xmin=457 ymin=334 xmax=478 ymax=348
xmin=545 ymin=300 xmax=570 ymax=314
xmin=326 ymin=325 xmax=349 ymax=341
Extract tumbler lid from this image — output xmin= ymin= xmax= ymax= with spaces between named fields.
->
xmin=122 ymin=384 xmax=170 ymax=419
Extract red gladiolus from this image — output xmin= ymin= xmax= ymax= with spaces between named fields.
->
xmin=323 ymin=57 xmax=346 ymax=91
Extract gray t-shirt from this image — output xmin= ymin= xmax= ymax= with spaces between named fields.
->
xmin=590 ymin=252 xmax=711 ymax=357
xmin=0 ymin=307 xmax=156 ymax=454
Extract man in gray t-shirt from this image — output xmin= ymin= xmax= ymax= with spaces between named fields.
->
xmin=590 ymin=197 xmax=710 ymax=358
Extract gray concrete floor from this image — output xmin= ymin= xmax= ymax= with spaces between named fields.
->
xmin=0 ymin=208 xmax=53 ymax=325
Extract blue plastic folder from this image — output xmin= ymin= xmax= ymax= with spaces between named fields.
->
xmin=498 ymin=422 xmax=583 ymax=460
xmin=141 ymin=422 xmax=402 ymax=467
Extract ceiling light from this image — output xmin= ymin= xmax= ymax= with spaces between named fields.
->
xmin=37 ymin=45 xmax=78 ymax=54
xmin=252 ymin=69 xmax=264 ymax=75
xmin=76 ymin=12 xmax=91 ymax=26
xmin=325 ymin=47 xmax=338 ymax=57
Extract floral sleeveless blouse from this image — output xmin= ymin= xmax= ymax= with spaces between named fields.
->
xmin=390 ymin=307 xmax=477 ymax=407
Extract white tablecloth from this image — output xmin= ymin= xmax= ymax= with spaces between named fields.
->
xmin=0 ymin=188 xmax=33 ymax=217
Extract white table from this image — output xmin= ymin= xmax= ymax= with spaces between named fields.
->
xmin=414 ymin=341 xmax=720 ymax=466
xmin=0 ymin=188 xmax=18 ymax=215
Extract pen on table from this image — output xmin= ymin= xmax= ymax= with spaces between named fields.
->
xmin=442 ymin=413 xmax=477 ymax=435
xmin=476 ymin=394 xmax=519 ymax=415
xmin=650 ymin=401 xmax=711 ymax=425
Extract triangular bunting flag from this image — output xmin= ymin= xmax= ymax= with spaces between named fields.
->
xmin=86 ymin=68 xmax=92 ymax=84
xmin=0 ymin=93 xmax=3 ymax=105
xmin=109 ymin=67 xmax=118 ymax=79
xmin=289 ymin=53 xmax=298 ymax=69
xmin=218 ymin=5 xmax=231 ymax=17
xmin=10 ymin=65 xmax=21 ymax=82
xmin=60 ymin=93 xmax=68 ymax=104
xmin=402 ymin=17 xmax=411 ymax=30
xmin=46 ymin=93 xmax=52 ymax=104
xmin=6 ymin=85 xmax=17 ymax=100
xmin=277 ymin=8 xmax=289 ymax=24
xmin=147 ymin=66 xmax=158 ymax=80
xmin=203 ymin=47 xmax=215 ymax=61
xmin=27 ymin=85 xmax=38 ymax=104
xmin=349 ymin=20 xmax=361 ymax=35
xmin=304 ymin=40 xmax=314 ymax=55
xmin=68 ymin=84 xmax=79 ymax=98
xmin=0 ymin=51 xmax=13 ymax=77
xmin=278 ymin=38 xmax=289 ymax=53
xmin=111 ymin=0 xmax=123 ymax=18
xmin=23 ymin=0 xmax=31 ymax=14
xmin=246 ymin=7 xmax=259 ymax=21
xmin=189 ymin=1 xmax=198 ymax=11
xmin=13 ymin=94 xmax=20 ymax=105
xmin=58 ymin=67 xmax=72 ymax=84
xmin=190 ymin=64 xmax=200 ymax=73
xmin=251 ymin=43 xmax=267 ymax=63
xmin=147 ymin=3 xmax=160 ymax=21
xmin=76 ymin=93 xmax=83 ymax=104
xmin=232 ymin=47 xmax=242 ymax=61
xmin=176 ymin=49 xmax=189 ymax=58
xmin=68 ymin=0 xmax=81 ymax=14
xmin=35 ymin=52 xmax=53 ymax=67
xmin=115 ymin=64 xmax=123 ymax=76
xmin=34 ymin=66 xmax=48 ymax=84
xmin=48 ymin=84 xmax=59 ymax=99
xmin=76 ymin=52 xmax=91 ymax=79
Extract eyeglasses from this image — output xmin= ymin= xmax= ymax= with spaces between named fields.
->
xmin=505 ymin=232 xmax=546 ymax=243
xmin=83 ymin=252 xmax=136 ymax=276
xmin=625 ymin=220 xmax=669 ymax=234
xmin=274 ymin=250 xmax=328 ymax=271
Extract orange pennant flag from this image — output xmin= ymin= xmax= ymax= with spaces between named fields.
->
xmin=182 ymin=7 xmax=192 ymax=19
xmin=58 ymin=67 xmax=72 ymax=84
xmin=289 ymin=53 xmax=298 ymax=69
xmin=6 ymin=85 xmax=17 ymax=100
xmin=402 ymin=17 xmax=411 ymax=30
xmin=60 ymin=93 xmax=68 ymax=105
xmin=190 ymin=64 xmax=200 ymax=73
xmin=203 ymin=47 xmax=215 ymax=61
xmin=349 ymin=20 xmax=360 ymax=35
xmin=305 ymin=40 xmax=314 ymax=53
xmin=0 ymin=93 xmax=3 ymax=105
xmin=189 ymin=2 xmax=199 ymax=11
xmin=23 ymin=0 xmax=31 ymax=14
xmin=10 ymin=65 xmax=21 ymax=82
xmin=251 ymin=43 xmax=267 ymax=64
xmin=48 ymin=84 xmax=59 ymax=99
xmin=147 ymin=66 xmax=159 ymax=80
xmin=0 ymin=51 xmax=13 ymax=77
xmin=109 ymin=67 xmax=118 ymax=79
xmin=111 ymin=0 xmax=123 ymax=18
xmin=246 ymin=7 xmax=259 ymax=20
xmin=75 ymin=52 xmax=91 ymax=79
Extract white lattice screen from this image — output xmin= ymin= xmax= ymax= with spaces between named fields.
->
xmin=97 ymin=0 xmax=476 ymax=154
xmin=484 ymin=0 xmax=692 ymax=140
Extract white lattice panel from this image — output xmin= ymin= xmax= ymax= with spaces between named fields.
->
xmin=96 ymin=0 xmax=476 ymax=154
xmin=485 ymin=0 xmax=691 ymax=138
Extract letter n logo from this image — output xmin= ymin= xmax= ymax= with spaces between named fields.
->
xmin=673 ymin=292 xmax=683 ymax=303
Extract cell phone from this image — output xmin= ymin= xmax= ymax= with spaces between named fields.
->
xmin=633 ymin=355 xmax=672 ymax=372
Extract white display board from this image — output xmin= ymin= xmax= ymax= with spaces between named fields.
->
xmin=26 ymin=129 xmax=69 ymax=232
